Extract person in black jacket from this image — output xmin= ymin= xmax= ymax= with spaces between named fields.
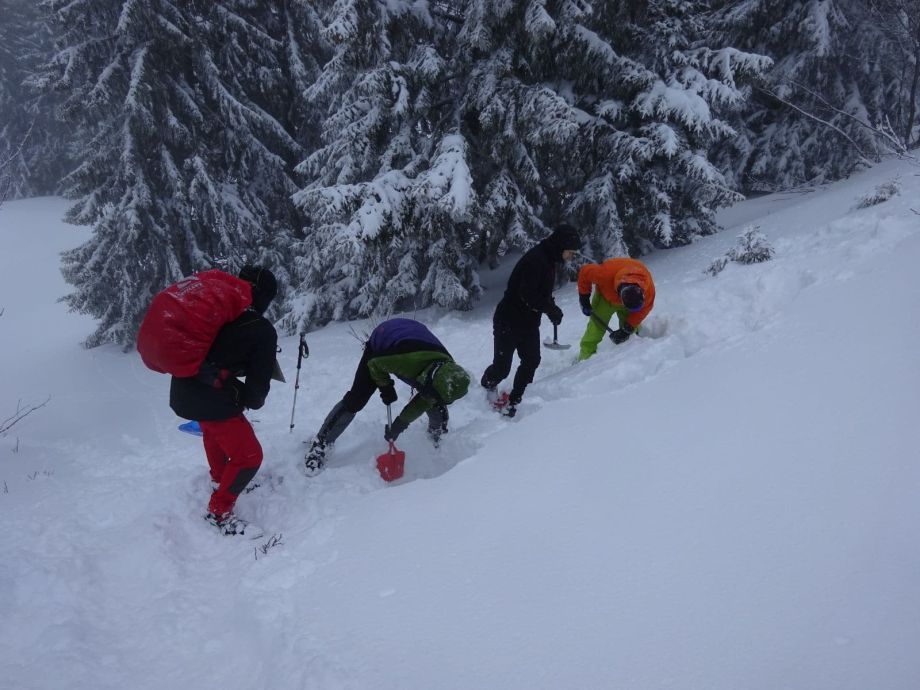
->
xmin=481 ymin=223 xmax=581 ymax=417
xmin=170 ymin=265 xmax=279 ymax=537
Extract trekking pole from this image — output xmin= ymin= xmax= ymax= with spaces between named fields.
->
xmin=289 ymin=332 xmax=309 ymax=432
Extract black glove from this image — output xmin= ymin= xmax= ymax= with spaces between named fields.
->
xmin=379 ymin=384 xmax=397 ymax=405
xmin=546 ymin=303 xmax=563 ymax=326
xmin=384 ymin=417 xmax=409 ymax=442
xmin=579 ymin=293 xmax=592 ymax=316
xmin=195 ymin=361 xmax=230 ymax=389
xmin=609 ymin=324 xmax=634 ymax=345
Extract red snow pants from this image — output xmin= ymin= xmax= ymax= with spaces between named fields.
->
xmin=199 ymin=415 xmax=263 ymax=517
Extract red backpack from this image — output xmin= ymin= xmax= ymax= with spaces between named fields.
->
xmin=137 ymin=270 xmax=252 ymax=377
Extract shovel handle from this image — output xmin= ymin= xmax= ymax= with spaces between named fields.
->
xmin=590 ymin=310 xmax=617 ymax=336
xmin=385 ymin=405 xmax=398 ymax=454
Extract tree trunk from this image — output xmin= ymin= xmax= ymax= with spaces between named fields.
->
xmin=909 ymin=45 xmax=920 ymax=147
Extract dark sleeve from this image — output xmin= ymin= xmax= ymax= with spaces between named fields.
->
xmin=241 ymin=320 xmax=278 ymax=410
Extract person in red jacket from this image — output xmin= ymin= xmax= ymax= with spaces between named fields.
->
xmin=170 ymin=266 xmax=279 ymax=538
xmin=576 ymin=258 xmax=655 ymax=360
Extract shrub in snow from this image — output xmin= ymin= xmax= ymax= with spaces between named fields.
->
xmin=856 ymin=180 xmax=901 ymax=209
xmin=706 ymin=226 xmax=775 ymax=275
xmin=705 ymin=255 xmax=730 ymax=276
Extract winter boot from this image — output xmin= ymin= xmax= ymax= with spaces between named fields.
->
xmin=205 ymin=511 xmax=264 ymax=539
xmin=304 ymin=439 xmax=326 ymax=477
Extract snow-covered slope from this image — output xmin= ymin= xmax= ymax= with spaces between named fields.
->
xmin=1 ymin=158 xmax=918 ymax=690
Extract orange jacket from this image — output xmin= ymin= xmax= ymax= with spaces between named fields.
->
xmin=577 ymin=258 xmax=655 ymax=328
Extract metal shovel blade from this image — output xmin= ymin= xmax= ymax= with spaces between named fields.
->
xmin=376 ymin=443 xmax=406 ymax=482
xmin=543 ymin=339 xmax=571 ymax=350
xmin=543 ymin=323 xmax=570 ymax=350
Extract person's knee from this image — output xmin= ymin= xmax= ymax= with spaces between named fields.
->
xmin=238 ymin=438 xmax=263 ymax=469
xmin=483 ymin=361 xmax=511 ymax=385
xmin=342 ymin=390 xmax=369 ymax=413
xmin=520 ymin=351 xmax=541 ymax=373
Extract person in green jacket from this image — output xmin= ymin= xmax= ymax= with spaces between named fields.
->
xmin=304 ymin=318 xmax=471 ymax=475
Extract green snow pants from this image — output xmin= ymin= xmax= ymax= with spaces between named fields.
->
xmin=578 ymin=292 xmax=630 ymax=361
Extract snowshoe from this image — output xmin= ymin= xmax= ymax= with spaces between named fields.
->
xmin=205 ymin=512 xmax=264 ymax=539
xmin=427 ymin=425 xmax=445 ymax=448
xmin=488 ymin=390 xmax=518 ymax=417
xmin=487 ymin=389 xmax=510 ymax=411
xmin=304 ymin=440 xmax=326 ymax=477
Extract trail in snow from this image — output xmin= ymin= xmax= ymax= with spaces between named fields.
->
xmin=1 ymin=158 xmax=918 ymax=690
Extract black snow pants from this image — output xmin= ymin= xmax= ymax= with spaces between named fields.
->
xmin=480 ymin=318 xmax=541 ymax=403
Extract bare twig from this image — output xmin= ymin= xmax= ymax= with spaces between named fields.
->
xmin=1 ymin=396 xmax=51 ymax=435
xmin=757 ymin=85 xmax=876 ymax=164
xmin=0 ymin=120 xmax=36 ymax=207
xmin=785 ymin=79 xmax=910 ymax=154
xmin=253 ymin=533 xmax=284 ymax=560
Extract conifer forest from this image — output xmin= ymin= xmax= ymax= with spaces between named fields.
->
xmin=1 ymin=0 xmax=917 ymax=347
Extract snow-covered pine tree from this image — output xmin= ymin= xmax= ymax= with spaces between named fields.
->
xmin=862 ymin=0 xmax=920 ymax=150
xmin=0 ymin=0 xmax=70 ymax=199
xmin=708 ymin=0 xmax=914 ymax=192
xmin=286 ymin=0 xmax=767 ymax=329
xmin=454 ymin=0 xmax=587 ymax=262
xmin=456 ymin=0 xmax=769 ymax=259
xmin=41 ymin=0 xmax=318 ymax=347
xmin=190 ymin=1 xmax=326 ymax=301
xmin=580 ymin=0 xmax=769 ymax=254
xmin=284 ymin=0 xmax=479 ymax=331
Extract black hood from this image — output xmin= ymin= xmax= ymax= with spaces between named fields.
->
xmin=239 ymin=265 xmax=277 ymax=314
xmin=541 ymin=223 xmax=581 ymax=261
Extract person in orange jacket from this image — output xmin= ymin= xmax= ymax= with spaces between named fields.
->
xmin=576 ymin=258 xmax=655 ymax=360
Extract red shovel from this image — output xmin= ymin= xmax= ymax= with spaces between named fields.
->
xmin=376 ymin=405 xmax=406 ymax=482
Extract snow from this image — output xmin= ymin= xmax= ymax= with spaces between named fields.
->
xmin=2 ymin=158 xmax=920 ymax=690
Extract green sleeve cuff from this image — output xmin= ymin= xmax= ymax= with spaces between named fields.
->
xmin=395 ymin=393 xmax=432 ymax=427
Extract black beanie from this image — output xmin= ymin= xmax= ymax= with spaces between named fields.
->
xmin=239 ymin=265 xmax=278 ymax=314
xmin=548 ymin=223 xmax=581 ymax=251
xmin=619 ymin=283 xmax=644 ymax=312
